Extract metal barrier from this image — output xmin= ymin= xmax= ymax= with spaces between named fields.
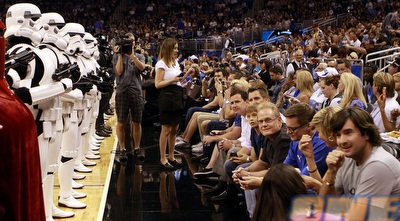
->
xmin=365 ymin=47 xmax=400 ymax=72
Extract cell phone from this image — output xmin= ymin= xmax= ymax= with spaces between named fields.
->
xmin=178 ymin=72 xmax=185 ymax=77
xmin=383 ymin=86 xmax=387 ymax=96
xmin=230 ymin=152 xmax=238 ymax=157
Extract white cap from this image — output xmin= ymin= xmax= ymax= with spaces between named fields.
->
xmin=317 ymin=67 xmax=339 ymax=78
xmin=189 ymin=55 xmax=198 ymax=61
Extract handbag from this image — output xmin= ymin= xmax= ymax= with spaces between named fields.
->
xmin=186 ymin=81 xmax=202 ymax=100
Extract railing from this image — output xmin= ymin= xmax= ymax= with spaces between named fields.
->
xmin=365 ymin=47 xmax=400 ymax=72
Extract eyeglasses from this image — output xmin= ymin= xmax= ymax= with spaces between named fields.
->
xmin=286 ymin=123 xmax=308 ymax=133
xmin=258 ymin=116 xmax=278 ymax=124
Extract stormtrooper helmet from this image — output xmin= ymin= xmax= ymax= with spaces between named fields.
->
xmin=82 ymin=32 xmax=97 ymax=59
xmin=5 ymin=3 xmax=44 ymax=46
xmin=59 ymin=23 xmax=85 ymax=56
xmin=40 ymin=12 xmax=68 ymax=51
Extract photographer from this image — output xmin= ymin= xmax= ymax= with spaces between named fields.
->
xmin=113 ymin=32 xmax=146 ymax=160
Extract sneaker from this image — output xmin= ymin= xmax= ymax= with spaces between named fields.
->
xmin=192 ymin=146 xmax=203 ymax=153
xmin=176 ymin=136 xmax=184 ymax=142
xmin=193 ymin=168 xmax=219 ymax=179
xmin=192 ymin=142 xmax=203 ymax=153
xmin=175 ymin=140 xmax=192 ymax=149
xmin=192 ymin=142 xmax=203 ymax=148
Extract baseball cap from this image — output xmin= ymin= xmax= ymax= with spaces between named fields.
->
xmin=316 ymin=67 xmax=339 ymax=78
xmin=389 ymin=57 xmax=400 ymax=67
xmin=189 ymin=55 xmax=198 ymax=61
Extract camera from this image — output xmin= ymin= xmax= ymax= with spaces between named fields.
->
xmin=115 ymin=35 xmax=133 ymax=54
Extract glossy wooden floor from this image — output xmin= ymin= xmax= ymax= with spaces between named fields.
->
xmin=53 ymin=114 xmax=249 ymax=221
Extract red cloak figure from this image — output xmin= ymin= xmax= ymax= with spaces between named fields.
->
xmin=0 ymin=21 xmax=46 ymax=221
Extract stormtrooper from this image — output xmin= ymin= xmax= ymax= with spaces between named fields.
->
xmin=39 ymin=12 xmax=88 ymax=219
xmin=0 ymin=19 xmax=46 ymax=221
xmin=54 ymin=22 xmax=94 ymax=210
xmin=4 ymin=3 xmax=73 ymax=221
xmin=58 ymin=23 xmax=100 ymax=175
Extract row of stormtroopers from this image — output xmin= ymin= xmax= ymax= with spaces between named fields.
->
xmin=4 ymin=3 xmax=112 ymax=220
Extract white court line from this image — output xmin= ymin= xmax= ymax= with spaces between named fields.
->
xmin=96 ymin=138 xmax=118 ymax=221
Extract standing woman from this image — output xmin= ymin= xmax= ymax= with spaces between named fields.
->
xmin=155 ymin=38 xmax=185 ymax=170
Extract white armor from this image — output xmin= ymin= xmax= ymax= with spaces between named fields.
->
xmin=5 ymin=3 xmax=74 ymax=221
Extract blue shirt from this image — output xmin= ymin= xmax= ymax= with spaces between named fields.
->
xmin=283 ymin=131 xmax=334 ymax=177
xmin=250 ymin=128 xmax=264 ymax=157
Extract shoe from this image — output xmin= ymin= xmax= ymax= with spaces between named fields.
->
xmin=90 ymin=144 xmax=100 ymax=151
xmin=93 ymin=134 xmax=105 ymax=140
xmin=71 ymin=189 xmax=87 ymax=199
xmin=168 ymin=159 xmax=183 ymax=167
xmin=191 ymin=154 xmax=208 ymax=162
xmin=105 ymin=109 xmax=114 ymax=115
xmin=71 ymin=180 xmax=84 ymax=189
xmin=200 ymin=156 xmax=210 ymax=164
xmin=85 ymin=151 xmax=101 ymax=160
xmin=120 ymin=149 xmax=128 ymax=161
xmin=99 ymin=125 xmax=112 ymax=133
xmin=103 ymin=125 xmax=112 ymax=131
xmin=52 ymin=205 xmax=74 ymax=218
xmin=204 ymin=181 xmax=227 ymax=196
xmin=159 ymin=161 xmax=176 ymax=170
xmin=175 ymin=136 xmax=184 ymax=143
xmin=134 ymin=148 xmax=146 ymax=159
xmin=74 ymin=163 xmax=92 ymax=173
xmin=82 ymin=158 xmax=97 ymax=166
xmin=192 ymin=145 xmax=203 ymax=154
xmin=58 ymin=196 xmax=86 ymax=209
xmin=175 ymin=139 xmax=186 ymax=146
xmin=96 ymin=130 xmax=110 ymax=137
xmin=210 ymin=190 xmax=230 ymax=203
xmin=192 ymin=141 xmax=203 ymax=148
xmin=72 ymin=172 xmax=86 ymax=180
xmin=175 ymin=141 xmax=192 ymax=149
xmin=193 ymin=168 xmax=219 ymax=179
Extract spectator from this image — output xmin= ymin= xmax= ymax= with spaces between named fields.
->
xmin=373 ymin=72 xmax=400 ymax=132
xmin=320 ymin=108 xmax=400 ymax=220
xmin=252 ymin=164 xmax=308 ymax=221
xmin=388 ymin=57 xmax=400 ymax=75
xmin=338 ymin=72 xmax=368 ymax=110
xmin=283 ymin=103 xmax=333 ymax=181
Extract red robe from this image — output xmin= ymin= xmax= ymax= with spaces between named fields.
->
xmin=0 ymin=20 xmax=45 ymax=221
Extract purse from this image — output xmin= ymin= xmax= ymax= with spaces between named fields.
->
xmin=186 ymin=81 xmax=202 ymax=100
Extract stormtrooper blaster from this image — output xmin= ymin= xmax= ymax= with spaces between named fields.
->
xmin=5 ymin=48 xmax=35 ymax=89
xmin=83 ymin=72 xmax=113 ymax=93
xmin=5 ymin=48 xmax=35 ymax=71
xmin=52 ymin=62 xmax=81 ymax=83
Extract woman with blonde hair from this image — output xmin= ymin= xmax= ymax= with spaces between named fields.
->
xmin=338 ymin=72 xmax=367 ymax=109
xmin=290 ymin=70 xmax=314 ymax=104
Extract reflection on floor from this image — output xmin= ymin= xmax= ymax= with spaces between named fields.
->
xmin=102 ymin=124 xmax=249 ymax=221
